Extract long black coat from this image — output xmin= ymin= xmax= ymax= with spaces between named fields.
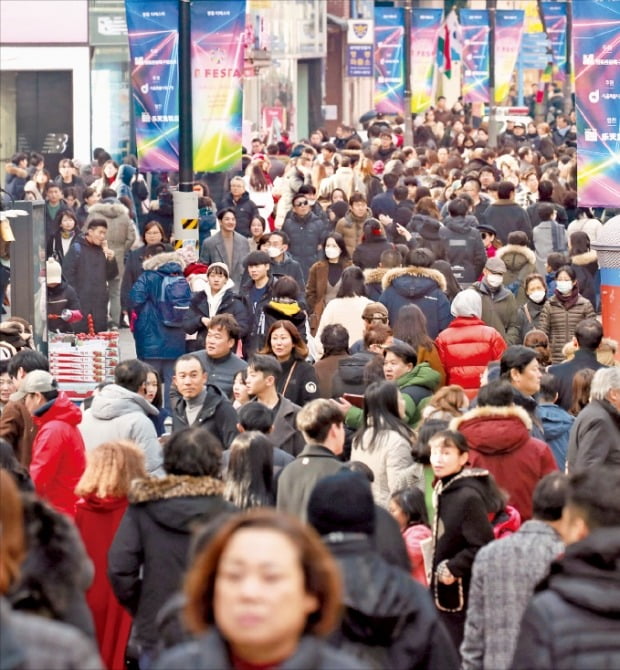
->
xmin=326 ymin=536 xmax=459 ymax=670
xmin=108 ymin=475 xmax=232 ymax=652
xmin=62 ymin=234 xmax=118 ymax=333
xmin=512 ymin=527 xmax=620 ymax=670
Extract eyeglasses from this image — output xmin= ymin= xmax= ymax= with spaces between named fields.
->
xmin=481 ymin=232 xmax=491 ymax=239
xmin=293 ymin=200 xmax=308 ymax=207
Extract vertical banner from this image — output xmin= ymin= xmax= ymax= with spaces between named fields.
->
xmin=494 ymin=10 xmax=525 ymax=104
xmin=573 ymin=0 xmax=620 ymax=208
xmin=541 ymin=2 xmax=568 ymax=80
xmin=373 ymin=6 xmax=405 ymax=115
xmin=125 ymin=1 xmax=180 ymax=171
xmin=410 ymin=8 xmax=443 ymax=113
xmin=460 ymin=9 xmax=490 ymax=103
xmin=191 ymin=0 xmax=246 ymax=173
xmin=347 ymin=19 xmax=374 ymax=77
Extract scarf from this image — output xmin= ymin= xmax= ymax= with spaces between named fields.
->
xmin=554 ymin=283 xmax=580 ymax=310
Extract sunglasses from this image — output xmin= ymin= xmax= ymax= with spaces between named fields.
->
xmin=294 ymin=200 xmax=308 ymax=206
xmin=481 ymin=232 xmax=493 ymax=239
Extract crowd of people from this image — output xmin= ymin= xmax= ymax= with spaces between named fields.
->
xmin=2 ymin=99 xmax=620 ymax=670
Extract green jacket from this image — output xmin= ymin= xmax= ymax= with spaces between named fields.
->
xmin=346 ymin=362 xmax=441 ymax=429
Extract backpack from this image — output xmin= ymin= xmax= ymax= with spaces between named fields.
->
xmin=158 ymin=274 xmax=192 ymax=327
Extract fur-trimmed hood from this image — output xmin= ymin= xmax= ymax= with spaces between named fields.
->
xmin=129 ymin=474 xmax=224 ymax=503
xmin=142 ymin=250 xmax=187 ymax=271
xmin=450 ymin=404 xmax=532 ymax=455
xmin=571 ymin=250 xmax=598 ymax=266
xmin=433 ymin=466 xmax=492 ymax=498
xmin=86 ymin=201 xmax=129 ymax=220
xmin=381 ymin=265 xmax=447 ymax=292
xmin=497 ymin=244 xmax=537 ymax=268
xmin=364 ymin=266 xmax=388 ymax=284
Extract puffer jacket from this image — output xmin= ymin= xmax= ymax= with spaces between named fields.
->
xmin=496 ymin=244 xmax=537 ymax=305
xmin=379 ymin=266 xmax=452 ymax=338
xmin=129 ymin=252 xmax=188 ymax=360
xmin=538 ymin=402 xmax=574 ymax=471
xmin=538 ymin=293 xmax=596 ymax=363
xmin=439 ymin=215 xmax=487 ymax=283
xmin=79 ymin=383 xmax=163 ymax=475
xmin=408 ymin=213 xmax=447 ymax=260
xmin=512 ymin=527 xmax=620 ymax=670
xmin=450 ymin=405 xmax=558 ymax=520
xmin=108 ymin=475 xmax=233 ymax=652
xmin=471 ymin=280 xmax=520 ymax=345
xmin=281 ymin=212 xmax=325 ymax=280
xmin=336 ymin=208 xmax=372 ymax=257
xmin=85 ymin=201 xmax=136 ymax=276
xmin=435 ymin=316 xmax=507 ymax=399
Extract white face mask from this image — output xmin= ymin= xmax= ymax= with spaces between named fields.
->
xmin=486 ymin=273 xmax=504 ymax=288
xmin=528 ymin=290 xmax=546 ymax=304
xmin=556 ymin=280 xmax=573 ymax=295
xmin=268 ymin=246 xmax=282 ymax=259
xmin=325 ymin=246 xmax=341 ymax=260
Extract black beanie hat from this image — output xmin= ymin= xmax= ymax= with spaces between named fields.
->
xmin=307 ymin=470 xmax=375 ymax=536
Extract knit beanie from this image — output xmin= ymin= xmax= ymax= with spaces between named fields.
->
xmin=307 ymin=470 xmax=375 ymax=536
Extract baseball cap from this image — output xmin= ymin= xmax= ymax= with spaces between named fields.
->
xmin=485 ymin=257 xmax=507 ymax=274
xmin=362 ymin=302 xmax=389 ymax=321
xmin=10 ymin=370 xmax=57 ymax=402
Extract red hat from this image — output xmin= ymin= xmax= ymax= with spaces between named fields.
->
xmin=183 ymin=261 xmax=208 ymax=278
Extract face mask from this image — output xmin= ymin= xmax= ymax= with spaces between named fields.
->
xmin=528 ymin=290 xmax=546 ymax=304
xmin=325 ymin=246 xmax=341 ymax=260
xmin=556 ymin=280 xmax=573 ymax=295
xmin=268 ymin=246 xmax=282 ymax=259
xmin=486 ymin=273 xmax=504 ymax=288
xmin=306 ymin=199 xmax=316 ymax=206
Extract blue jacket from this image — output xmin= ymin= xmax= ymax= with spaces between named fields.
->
xmin=379 ymin=266 xmax=452 ymax=338
xmin=130 ymin=252 xmax=188 ymax=360
xmin=538 ymin=402 xmax=574 ymax=472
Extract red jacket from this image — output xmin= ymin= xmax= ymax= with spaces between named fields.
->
xmin=76 ymin=495 xmax=132 ymax=670
xmin=402 ymin=523 xmax=432 ymax=586
xmin=451 ymin=405 xmax=558 ymax=520
xmin=29 ymin=392 xmax=86 ymax=517
xmin=435 ymin=316 xmax=507 ymax=398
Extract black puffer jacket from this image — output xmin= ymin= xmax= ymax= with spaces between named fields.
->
xmin=512 ymin=527 xmax=620 ymax=670
xmin=108 ymin=475 xmax=233 ymax=652
xmin=408 ymin=213 xmax=447 ymax=261
xmin=439 ymin=215 xmax=487 ymax=283
xmin=327 ymin=536 xmax=459 ymax=670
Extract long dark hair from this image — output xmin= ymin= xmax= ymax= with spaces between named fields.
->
xmin=336 ymin=265 xmax=366 ymax=298
xmin=354 ymin=381 xmax=412 ymax=449
xmin=223 ymin=432 xmax=273 ymax=509
xmin=393 ymin=304 xmax=433 ymax=352
xmin=390 ymin=487 xmax=430 ymax=528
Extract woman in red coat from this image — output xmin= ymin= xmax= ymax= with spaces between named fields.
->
xmin=75 ymin=440 xmax=147 ymax=670
xmin=435 ymin=289 xmax=507 ymax=399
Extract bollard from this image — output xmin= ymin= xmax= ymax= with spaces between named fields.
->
xmin=592 ymin=214 xmax=620 ymax=361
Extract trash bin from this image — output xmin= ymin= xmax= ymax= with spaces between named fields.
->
xmin=592 ymin=214 xmax=620 ymax=361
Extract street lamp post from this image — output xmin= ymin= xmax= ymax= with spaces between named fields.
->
xmin=487 ymin=0 xmax=499 ymax=148
xmin=402 ymin=0 xmax=414 ymax=146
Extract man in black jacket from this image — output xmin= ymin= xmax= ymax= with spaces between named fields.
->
xmin=548 ymin=318 xmax=606 ymax=410
xmin=170 ymin=354 xmax=238 ymax=448
xmin=480 ymin=181 xmax=533 ymax=246
xmin=307 ymin=470 xmax=459 ymax=670
xmin=512 ymin=467 xmax=620 ymax=670
xmin=219 ymin=176 xmax=259 ymax=238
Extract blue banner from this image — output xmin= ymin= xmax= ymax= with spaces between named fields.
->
xmin=541 ymin=2 xmax=568 ymax=79
xmin=125 ymin=0 xmax=179 ymax=171
xmin=347 ymin=44 xmax=373 ymax=77
xmin=373 ymin=7 xmax=405 ymax=114
xmin=459 ymin=9 xmax=490 ymax=103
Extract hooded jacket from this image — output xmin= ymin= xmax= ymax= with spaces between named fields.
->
xmin=439 ymin=215 xmax=487 ymax=283
xmin=363 ymin=266 xmax=389 ymax=301
xmin=451 ymin=405 xmax=558 ymax=520
xmin=108 ymin=475 xmax=232 ymax=651
xmin=130 ymin=251 xmax=189 ymax=359
xmin=570 ymin=250 xmax=599 ymax=307
xmin=325 ymin=536 xmax=459 ymax=670
xmin=512 ymin=527 xmax=620 ymax=670
xmin=496 ymin=244 xmax=537 ymax=305
xmin=379 ymin=266 xmax=452 ymax=338
xmin=435 ymin=316 xmax=507 ymax=398
xmin=79 ymin=384 xmax=163 ymax=475
xmin=471 ymin=280 xmax=520 ymax=345
xmin=29 ymin=392 xmax=86 ymax=518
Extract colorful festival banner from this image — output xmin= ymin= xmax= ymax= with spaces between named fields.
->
xmin=494 ymin=10 xmax=524 ymax=104
xmin=573 ymin=0 xmax=620 ymax=208
xmin=459 ymin=9 xmax=490 ymax=103
xmin=541 ymin=2 xmax=568 ymax=80
xmin=191 ymin=0 xmax=245 ymax=173
xmin=373 ymin=7 xmax=405 ymax=115
xmin=125 ymin=1 xmax=180 ymax=171
xmin=410 ymin=8 xmax=443 ymax=113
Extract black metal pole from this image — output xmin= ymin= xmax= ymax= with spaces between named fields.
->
xmin=487 ymin=0 xmax=498 ymax=148
xmin=178 ymin=0 xmax=193 ymax=192
xmin=403 ymin=0 xmax=413 ymax=146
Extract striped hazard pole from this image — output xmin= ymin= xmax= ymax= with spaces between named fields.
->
xmin=172 ymin=190 xmax=199 ymax=252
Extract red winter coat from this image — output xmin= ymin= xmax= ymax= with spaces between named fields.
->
xmin=435 ymin=316 xmax=507 ymax=399
xmin=402 ymin=523 xmax=432 ymax=586
xmin=450 ymin=405 xmax=558 ymax=520
xmin=76 ymin=495 xmax=132 ymax=670
xmin=29 ymin=392 xmax=86 ymax=517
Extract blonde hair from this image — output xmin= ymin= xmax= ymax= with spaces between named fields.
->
xmin=75 ymin=440 xmax=147 ymax=498
xmin=422 ymin=385 xmax=469 ymax=421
